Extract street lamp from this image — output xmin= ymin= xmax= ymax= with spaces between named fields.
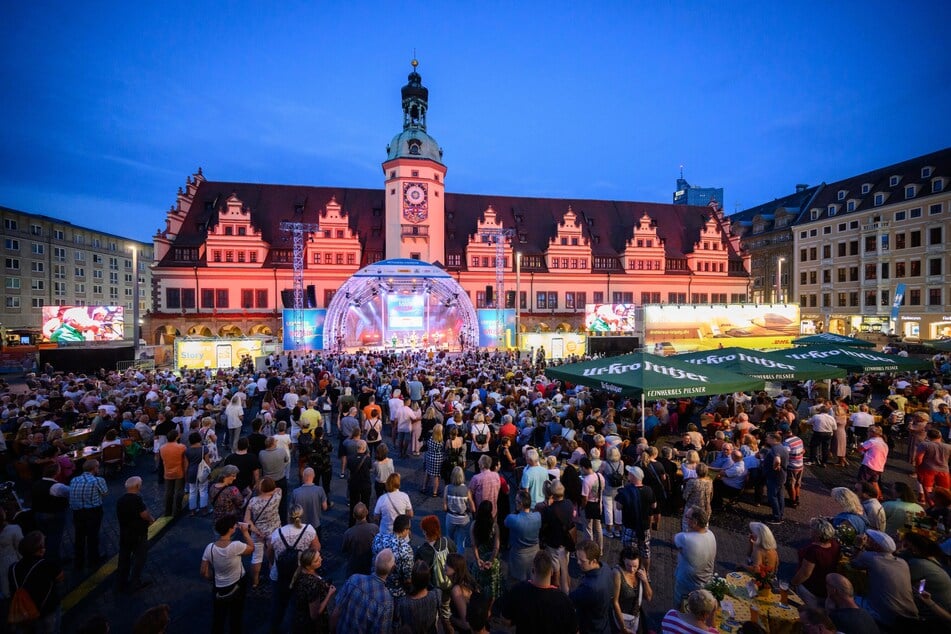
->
xmin=775 ymin=256 xmax=786 ymax=303
xmin=515 ymin=252 xmax=521 ymax=355
xmin=131 ymin=246 xmax=139 ymax=358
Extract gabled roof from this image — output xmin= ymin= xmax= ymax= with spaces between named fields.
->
xmin=729 ymin=185 xmax=822 ymax=234
xmin=159 ymin=180 xmax=745 ymax=268
xmin=796 ymin=146 xmax=951 ymax=224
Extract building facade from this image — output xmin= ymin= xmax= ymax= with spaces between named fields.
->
xmin=148 ymin=64 xmax=752 ymax=346
xmin=730 ymin=184 xmax=821 ymax=306
xmin=791 ymin=149 xmax=951 ymax=339
xmin=1 ymin=207 xmax=153 ymax=343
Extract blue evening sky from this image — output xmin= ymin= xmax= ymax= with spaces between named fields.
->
xmin=2 ymin=2 xmax=949 ymax=242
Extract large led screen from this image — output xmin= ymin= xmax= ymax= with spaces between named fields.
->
xmin=282 ymin=309 xmax=327 ymax=351
xmin=643 ymin=303 xmax=801 ymax=353
xmin=41 ymin=306 xmax=125 ymax=342
xmin=584 ymin=304 xmax=637 ymax=332
xmin=385 ymin=294 xmax=425 ymax=330
xmin=477 ymin=309 xmax=516 ymax=349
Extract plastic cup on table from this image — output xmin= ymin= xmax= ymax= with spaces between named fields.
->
xmin=749 ymin=603 xmax=760 ymax=625
xmin=779 ymin=581 xmax=789 ymax=606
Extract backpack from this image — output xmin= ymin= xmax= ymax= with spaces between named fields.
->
xmin=431 ymin=537 xmax=452 ymax=590
xmin=474 ymin=424 xmax=488 ymax=446
xmin=365 ymin=420 xmax=380 ymax=443
xmin=276 ymin=526 xmax=310 ymax=589
xmin=307 ymin=443 xmax=331 ymax=474
xmin=297 ymin=430 xmax=315 ymax=456
xmin=8 ymin=561 xmax=45 ymax=625
xmin=607 ymin=462 xmax=624 ymax=488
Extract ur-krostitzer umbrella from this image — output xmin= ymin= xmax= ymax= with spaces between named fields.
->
xmin=674 ymin=347 xmax=845 ymax=381
xmin=791 ymin=333 xmax=876 ymax=348
xmin=774 ymin=345 xmax=930 ymax=373
xmin=923 ymin=339 xmax=951 ymax=352
xmin=543 ymin=352 xmax=764 ymax=400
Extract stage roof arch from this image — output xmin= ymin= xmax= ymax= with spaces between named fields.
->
xmin=323 ymin=258 xmax=479 ymax=351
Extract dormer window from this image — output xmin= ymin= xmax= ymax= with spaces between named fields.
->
xmin=922 ymin=166 xmax=933 ymax=178
xmin=861 ymin=183 xmax=871 ymax=194
xmin=837 ymin=190 xmax=847 ymax=201
xmin=846 ymin=200 xmax=856 ymax=212
xmin=905 ymin=185 xmax=917 ymax=199
xmin=933 ymin=179 xmax=944 ymax=193
xmin=889 ymin=175 xmax=901 ymax=187
xmin=407 ymin=140 xmax=421 ymax=155
xmin=874 ymin=193 xmax=885 ymax=206
xmin=810 ymin=209 xmax=820 ymax=220
xmin=827 ymin=204 xmax=838 ymax=216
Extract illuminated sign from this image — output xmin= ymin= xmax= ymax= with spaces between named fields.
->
xmin=175 ymin=338 xmax=264 ymax=369
xmin=282 ymin=309 xmax=327 ymax=351
xmin=643 ymin=303 xmax=800 ymax=352
xmin=584 ymin=304 xmax=637 ymax=332
xmin=41 ymin=305 xmax=124 ymax=342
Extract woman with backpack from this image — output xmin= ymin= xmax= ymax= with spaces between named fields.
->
xmin=423 ymin=424 xmax=446 ymax=497
xmin=363 ymin=407 xmax=384 ymax=458
xmin=414 ymin=516 xmax=456 ymax=633
xmin=7 ymin=531 xmax=62 ymax=632
xmin=599 ymin=446 xmax=626 ymax=539
xmin=444 ymin=466 xmax=476 ymax=554
xmin=267 ymin=505 xmax=319 ymax=633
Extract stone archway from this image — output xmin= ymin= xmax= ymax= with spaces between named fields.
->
xmin=187 ymin=325 xmax=213 ymax=337
xmin=556 ymin=322 xmax=572 ymax=332
xmin=154 ymin=325 xmax=180 ymax=345
xmin=249 ymin=324 xmax=273 ymax=336
xmin=219 ymin=325 xmax=243 ymax=338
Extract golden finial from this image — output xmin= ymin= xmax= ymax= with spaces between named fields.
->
xmin=411 ymin=58 xmax=418 ymax=69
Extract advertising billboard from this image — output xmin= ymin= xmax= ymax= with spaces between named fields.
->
xmin=477 ymin=309 xmax=517 ymax=349
xmin=41 ymin=306 xmax=125 ymax=342
xmin=520 ymin=332 xmax=587 ymax=360
xmin=643 ymin=303 xmax=800 ymax=353
xmin=584 ymin=304 xmax=637 ymax=332
xmin=175 ymin=338 xmax=264 ymax=370
xmin=282 ymin=309 xmax=327 ymax=351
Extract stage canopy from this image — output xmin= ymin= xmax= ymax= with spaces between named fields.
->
xmin=675 ymin=346 xmax=845 ymax=381
xmin=544 ymin=352 xmax=763 ymax=399
xmin=322 ymin=258 xmax=479 ymax=351
xmin=774 ymin=345 xmax=930 ymax=373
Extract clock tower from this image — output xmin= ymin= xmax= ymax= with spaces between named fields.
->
xmin=383 ymin=60 xmax=447 ymax=264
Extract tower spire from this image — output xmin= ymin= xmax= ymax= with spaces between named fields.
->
xmin=401 ymin=58 xmax=428 ymax=132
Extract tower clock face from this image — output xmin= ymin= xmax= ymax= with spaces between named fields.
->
xmin=402 ymin=181 xmax=428 ymax=223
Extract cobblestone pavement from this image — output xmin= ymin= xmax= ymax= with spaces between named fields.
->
xmin=48 ymin=392 xmax=917 ymax=632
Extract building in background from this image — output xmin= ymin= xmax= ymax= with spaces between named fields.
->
xmin=792 ymin=148 xmax=951 ymax=340
xmin=730 ymin=184 xmax=822 ymax=306
xmin=1 ymin=207 xmax=153 ymax=344
xmin=147 ymin=63 xmax=752 ymax=346
xmin=673 ymin=172 xmax=724 ymax=210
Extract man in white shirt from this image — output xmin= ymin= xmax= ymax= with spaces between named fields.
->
xmin=849 ymin=404 xmax=874 ymax=444
xmin=387 ymin=390 xmax=404 ymax=443
xmin=807 ymin=405 xmax=836 ymax=467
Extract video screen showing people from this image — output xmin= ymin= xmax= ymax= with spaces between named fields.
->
xmin=41 ymin=305 xmax=125 ymax=343
xmin=342 ymin=293 xmax=465 ymax=349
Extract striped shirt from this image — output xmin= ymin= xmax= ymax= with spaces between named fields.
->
xmin=334 ymin=573 xmax=394 ymax=634
xmin=783 ymin=436 xmax=805 ymax=470
xmin=661 ymin=609 xmax=717 ymax=634
xmin=68 ymin=472 xmax=108 ymax=510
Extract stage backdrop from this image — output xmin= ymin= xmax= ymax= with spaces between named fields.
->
xmin=282 ymin=309 xmax=327 ymax=351
xmin=643 ymin=304 xmax=800 ymax=353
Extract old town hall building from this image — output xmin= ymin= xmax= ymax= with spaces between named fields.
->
xmin=148 ymin=64 xmax=751 ymax=344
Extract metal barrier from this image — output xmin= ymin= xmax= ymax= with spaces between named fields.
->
xmin=116 ymin=359 xmax=155 ymax=373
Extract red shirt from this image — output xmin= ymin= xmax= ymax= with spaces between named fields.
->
xmin=160 ymin=442 xmax=188 ymax=479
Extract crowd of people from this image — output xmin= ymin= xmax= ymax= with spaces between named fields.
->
xmin=0 ymin=345 xmax=949 ymax=633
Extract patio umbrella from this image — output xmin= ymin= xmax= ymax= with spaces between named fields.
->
xmin=923 ymin=340 xmax=951 ymax=352
xmin=792 ymin=333 xmax=875 ymax=348
xmin=544 ymin=352 xmax=764 ymax=400
xmin=773 ymin=345 xmax=930 ymax=373
xmin=675 ymin=346 xmax=845 ymax=381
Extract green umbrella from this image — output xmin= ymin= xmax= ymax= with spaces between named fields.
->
xmin=922 ymin=340 xmax=951 ymax=352
xmin=774 ymin=345 xmax=930 ymax=373
xmin=544 ymin=352 xmax=764 ymax=399
xmin=675 ymin=347 xmax=845 ymax=381
xmin=792 ymin=333 xmax=875 ymax=348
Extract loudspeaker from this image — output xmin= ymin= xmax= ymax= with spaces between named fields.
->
xmin=306 ymin=285 xmax=317 ymax=309
xmin=485 ymin=285 xmax=493 ymax=305
xmin=281 ymin=289 xmax=294 ymax=308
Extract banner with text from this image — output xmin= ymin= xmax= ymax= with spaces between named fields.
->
xmin=643 ymin=303 xmax=800 ymax=353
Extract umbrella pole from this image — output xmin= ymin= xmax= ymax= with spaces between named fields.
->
xmin=641 ymin=393 xmax=646 ymax=438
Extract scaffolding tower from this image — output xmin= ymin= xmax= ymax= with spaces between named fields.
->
xmin=280 ymin=220 xmax=320 ymax=349
xmin=478 ymin=227 xmax=515 ymax=347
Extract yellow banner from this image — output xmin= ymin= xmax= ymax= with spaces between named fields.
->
xmin=644 ymin=304 xmax=800 ymax=353
xmin=174 ymin=339 xmax=264 ymax=370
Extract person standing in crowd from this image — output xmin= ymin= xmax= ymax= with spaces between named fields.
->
xmin=222 ymin=438 xmax=261 ymax=498
xmin=673 ymin=505 xmax=716 ymax=606
xmin=330 ymin=548 xmax=395 ymax=634
xmin=470 ymin=455 xmax=501 ymax=519
xmin=31 ymin=462 xmax=69 ymax=564
xmin=857 ymin=425 xmax=889 ymax=485
xmin=423 ymin=424 xmax=446 ymax=497
xmin=210 ymin=465 xmax=246 ymax=523
xmin=762 ymin=432 xmax=789 ymax=525
xmin=8 ymin=531 xmax=64 ymax=633
xmin=806 ymin=405 xmax=836 ymax=467
xmin=571 ymin=540 xmax=615 ymax=634
xmin=116 ymin=476 xmax=154 ymax=593
xmin=244 ymin=477 xmax=282 ymax=589
xmin=501 ymin=550 xmax=578 ymax=633
xmin=540 ymin=480 xmax=575 ymax=595
xmin=290 ymin=467 xmax=328 ymax=539
xmin=580 ymin=457 xmax=605 ymax=552
xmin=616 ymin=466 xmax=656 ymax=573
xmin=780 ymin=423 xmax=805 ymax=508
xmin=268 ymin=505 xmax=320 ymax=633
xmin=69 ymin=459 xmax=108 ymax=571
xmin=444 ymin=466 xmax=475 ymax=554
xmin=288 ymin=548 xmax=334 ymax=634
xmin=306 ymin=427 xmax=334 ymax=505
xmin=185 ymin=432 xmax=210 ymax=516
xmin=520 ymin=448 xmax=548 ymax=508
xmin=394 ymin=561 xmax=442 ymax=634
xmin=224 ymin=394 xmax=244 ymax=454
xmin=504 ymin=490 xmax=541 ymax=584
xmin=347 ymin=439 xmax=373 ymax=527
xmin=258 ymin=436 xmax=290 ymax=525
xmin=612 ymin=546 xmax=653 ymax=634
xmin=160 ymin=429 xmax=187 ymax=517
xmin=372 ymin=514 xmax=415 ymax=600
xmin=469 ymin=500 xmax=502 ymax=602
xmin=342 ymin=502 xmax=379 ymax=577
xmin=680 ymin=463 xmax=712 ymax=532
xmin=373 ymin=472 xmax=414 ymax=535
xmin=201 ymin=516 xmax=254 ymax=634
xmin=915 ymin=428 xmax=951 ymax=505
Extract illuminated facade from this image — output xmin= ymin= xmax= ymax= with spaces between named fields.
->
xmin=147 ymin=64 xmax=752 ymax=346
